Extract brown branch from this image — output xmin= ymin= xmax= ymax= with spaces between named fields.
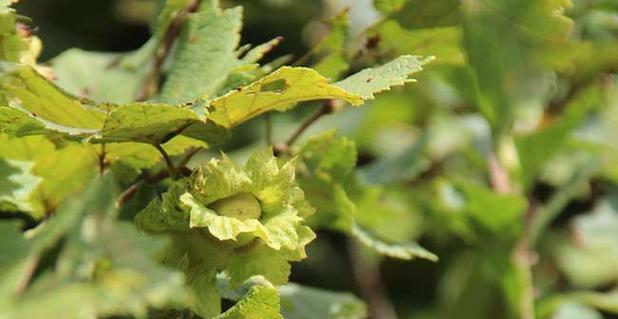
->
xmin=98 ymin=143 xmax=107 ymax=176
xmin=115 ymin=147 xmax=200 ymax=207
xmin=137 ymin=0 xmax=199 ymax=101
xmin=487 ymin=147 xmax=534 ymax=319
xmin=274 ymin=100 xmax=335 ymax=154
xmin=154 ymin=143 xmax=176 ymax=179
xmin=487 ymin=152 xmax=511 ymax=194
xmin=178 ymin=147 xmax=201 ymax=168
xmin=347 ymin=239 xmax=398 ymax=319
xmin=115 ymin=170 xmax=169 ymax=208
xmin=16 ymin=253 xmax=40 ymax=294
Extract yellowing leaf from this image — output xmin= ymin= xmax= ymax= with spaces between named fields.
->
xmin=206 ymin=67 xmax=362 ymax=128
xmin=215 ymin=285 xmax=282 ymax=319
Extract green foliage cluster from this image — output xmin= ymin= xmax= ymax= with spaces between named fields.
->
xmin=0 ymin=0 xmax=617 ymax=318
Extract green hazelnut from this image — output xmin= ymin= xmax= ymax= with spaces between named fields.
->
xmin=208 ymin=192 xmax=262 ymax=221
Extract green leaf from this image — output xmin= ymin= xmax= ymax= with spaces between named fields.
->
xmin=573 ymin=290 xmax=618 ymax=314
xmin=551 ymin=303 xmax=603 ymax=319
xmin=135 ymin=179 xmax=191 ymax=233
xmin=279 ymin=283 xmax=367 ymax=319
xmin=369 ymin=21 xmax=463 ymax=64
xmin=0 ymin=135 xmax=98 ymax=218
xmin=516 ymin=119 xmax=584 ymax=190
xmin=300 ymin=130 xmax=357 ymax=181
xmin=334 ymin=55 xmax=433 ymax=100
xmin=224 ymin=225 xmax=315 ymax=287
xmin=300 ymin=179 xmax=355 ymax=230
xmin=349 ymin=181 xmax=423 ymax=242
xmin=98 ymin=102 xmax=201 ymax=143
xmin=298 ymin=132 xmax=434 ymax=261
xmin=215 ymin=285 xmax=282 ymax=319
xmin=188 ymin=267 xmax=221 ymax=318
xmin=309 ymin=10 xmax=350 ymax=80
xmin=0 ymin=176 xmax=189 ymax=318
xmin=374 ymin=0 xmax=409 ymax=14
xmin=1 ymin=64 xmax=228 ymax=145
xmin=387 ymin=0 xmax=460 ymax=29
xmin=351 ymin=223 xmax=438 ymax=261
xmin=0 ymin=159 xmax=40 ymax=212
xmin=0 ymin=3 xmax=38 ymax=64
xmin=206 ymin=67 xmax=362 ymax=128
xmin=223 ymin=245 xmax=289 ymax=288
xmin=455 ymin=180 xmax=527 ymax=240
xmin=461 ymin=0 xmax=577 ymax=132
xmin=0 ymin=220 xmax=31 ymax=299
xmin=49 ymin=48 xmax=147 ymax=103
xmin=160 ymin=4 xmax=243 ymax=103
xmin=102 ymin=135 xmax=206 ymax=180
xmin=1 ymin=64 xmax=106 ymax=131
xmin=0 ymin=106 xmax=49 ymax=137
xmin=297 ymin=131 xmax=357 ymax=230
xmin=359 ymin=134 xmax=430 ymax=184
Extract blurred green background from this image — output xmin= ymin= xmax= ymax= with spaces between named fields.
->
xmin=12 ymin=0 xmax=618 ymax=318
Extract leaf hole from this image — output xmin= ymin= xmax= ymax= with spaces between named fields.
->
xmin=260 ymin=79 xmax=288 ymax=93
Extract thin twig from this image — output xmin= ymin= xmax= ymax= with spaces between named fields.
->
xmin=487 ymin=152 xmax=511 ymax=194
xmin=98 ymin=143 xmax=107 ymax=176
xmin=178 ymin=147 xmax=201 ymax=168
xmin=137 ymin=0 xmax=199 ymax=100
xmin=347 ymin=239 xmax=398 ymax=319
xmin=512 ymin=238 xmax=535 ymax=319
xmin=116 ymin=170 xmax=168 ymax=208
xmin=154 ymin=143 xmax=176 ymax=179
xmin=115 ymin=148 xmax=200 ymax=207
xmin=16 ymin=252 xmax=40 ymax=294
xmin=487 ymin=147 xmax=534 ymax=319
xmin=265 ymin=113 xmax=274 ymax=146
xmin=281 ymin=100 xmax=335 ymax=150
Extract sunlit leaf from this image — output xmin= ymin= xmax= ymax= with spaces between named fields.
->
xmin=215 ymin=285 xmax=282 ymax=319
xmin=206 ymin=67 xmax=362 ymax=128
xmin=334 ymin=55 xmax=433 ymax=100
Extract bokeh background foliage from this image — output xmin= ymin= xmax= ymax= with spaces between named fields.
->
xmin=1 ymin=0 xmax=618 ymax=318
